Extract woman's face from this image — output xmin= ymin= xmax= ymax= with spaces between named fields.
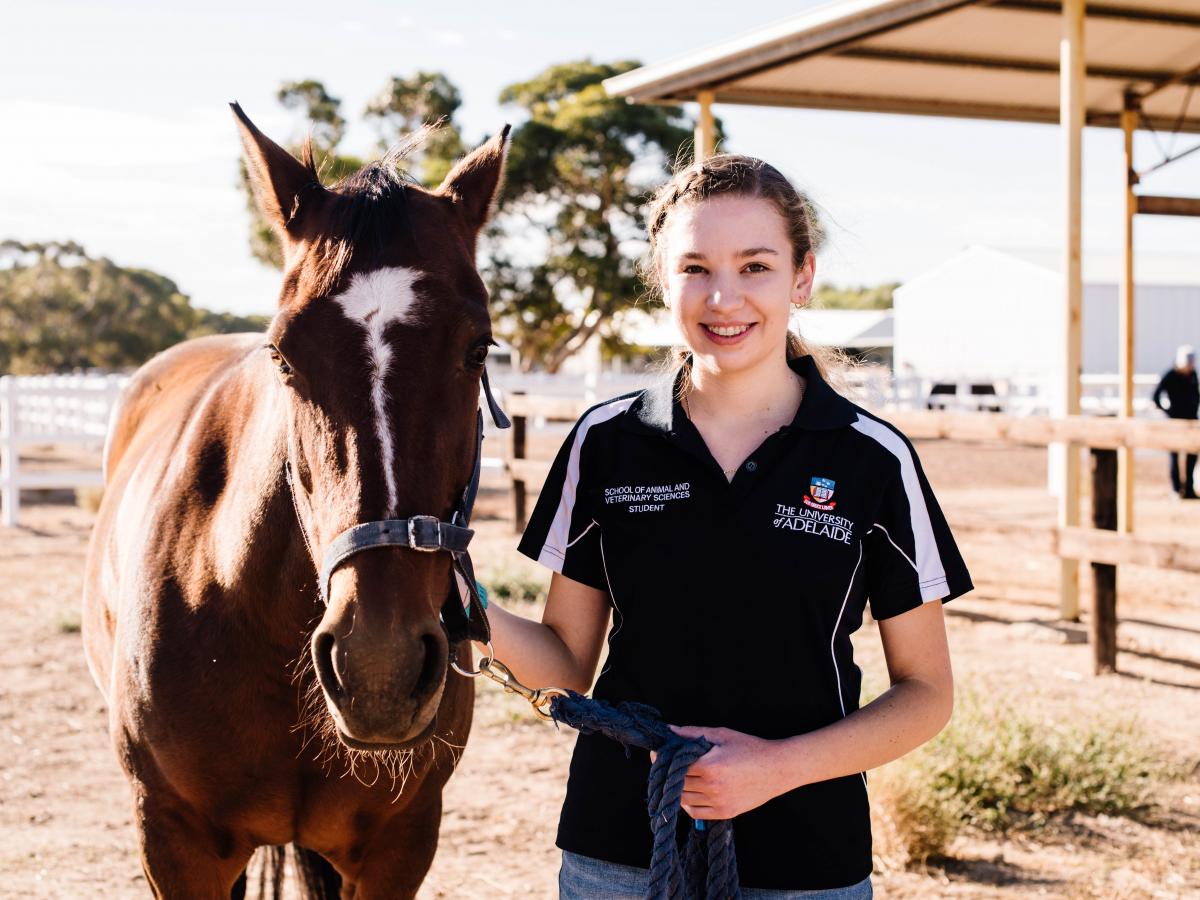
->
xmin=658 ymin=194 xmax=813 ymax=379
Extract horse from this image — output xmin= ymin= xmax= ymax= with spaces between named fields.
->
xmin=81 ymin=104 xmax=508 ymax=898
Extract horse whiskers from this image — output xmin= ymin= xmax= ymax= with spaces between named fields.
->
xmin=289 ymin=639 xmax=439 ymax=800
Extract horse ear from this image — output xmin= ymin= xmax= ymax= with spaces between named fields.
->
xmin=437 ymin=125 xmax=511 ymax=234
xmin=230 ymin=102 xmax=322 ymax=244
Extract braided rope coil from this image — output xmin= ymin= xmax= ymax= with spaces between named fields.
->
xmin=550 ymin=692 xmax=741 ymax=900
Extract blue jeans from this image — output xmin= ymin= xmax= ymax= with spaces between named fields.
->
xmin=558 ymin=850 xmax=873 ymax=899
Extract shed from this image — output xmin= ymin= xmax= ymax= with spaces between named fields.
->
xmin=894 ymin=245 xmax=1200 ymax=381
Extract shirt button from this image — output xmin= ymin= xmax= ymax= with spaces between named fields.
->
xmin=745 ymin=460 xmax=758 ymax=472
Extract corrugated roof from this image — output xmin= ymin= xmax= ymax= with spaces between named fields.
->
xmin=604 ymin=0 xmax=1200 ymax=133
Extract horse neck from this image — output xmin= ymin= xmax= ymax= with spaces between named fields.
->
xmin=207 ymin=364 xmax=319 ymax=634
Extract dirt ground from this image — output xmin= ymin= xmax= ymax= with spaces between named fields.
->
xmin=1 ymin=440 xmax=1198 ymax=898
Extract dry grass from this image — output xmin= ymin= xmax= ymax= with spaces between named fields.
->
xmin=870 ymin=686 xmax=1183 ymax=870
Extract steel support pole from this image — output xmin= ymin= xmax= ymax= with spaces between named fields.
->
xmin=695 ymin=90 xmax=716 ymax=161
xmin=1058 ymin=0 xmax=1085 ymax=620
xmin=1118 ymin=104 xmax=1137 ymax=533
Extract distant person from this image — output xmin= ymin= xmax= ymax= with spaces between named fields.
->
xmin=1153 ymin=345 xmax=1199 ymax=499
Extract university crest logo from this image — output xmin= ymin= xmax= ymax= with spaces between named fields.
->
xmin=803 ymin=476 xmax=837 ymax=510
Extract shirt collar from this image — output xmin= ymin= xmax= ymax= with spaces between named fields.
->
xmin=623 ymin=354 xmax=858 ymax=436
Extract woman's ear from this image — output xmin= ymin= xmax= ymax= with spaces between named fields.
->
xmin=792 ymin=252 xmax=816 ymax=306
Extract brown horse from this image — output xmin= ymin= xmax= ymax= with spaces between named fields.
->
xmin=81 ymin=105 xmax=508 ymax=898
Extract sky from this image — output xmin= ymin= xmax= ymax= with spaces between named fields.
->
xmin=3 ymin=0 xmax=1197 ymax=315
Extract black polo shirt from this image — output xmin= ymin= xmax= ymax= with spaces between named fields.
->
xmin=517 ymin=355 xmax=972 ymax=891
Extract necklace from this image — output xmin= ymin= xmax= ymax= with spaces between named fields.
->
xmin=681 ymin=377 xmax=806 ymax=477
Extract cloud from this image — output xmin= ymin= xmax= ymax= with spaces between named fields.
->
xmin=432 ymin=29 xmax=465 ymax=46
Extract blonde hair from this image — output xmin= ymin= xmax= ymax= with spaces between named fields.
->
xmin=643 ymin=154 xmax=842 ymax=391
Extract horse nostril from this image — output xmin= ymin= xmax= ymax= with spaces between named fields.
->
xmin=313 ymin=632 xmax=343 ymax=699
xmin=414 ymin=632 xmax=445 ymax=698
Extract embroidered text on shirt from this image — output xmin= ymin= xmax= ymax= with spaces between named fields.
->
xmin=772 ymin=503 xmax=855 ymax=544
xmin=604 ymin=483 xmax=691 ymax=513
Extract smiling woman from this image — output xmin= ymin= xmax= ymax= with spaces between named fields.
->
xmin=483 ymin=154 xmax=973 ymax=898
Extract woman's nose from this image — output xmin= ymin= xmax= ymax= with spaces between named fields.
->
xmin=706 ymin=272 xmax=743 ymax=310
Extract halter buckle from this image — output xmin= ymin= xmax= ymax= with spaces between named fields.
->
xmin=408 ymin=516 xmax=442 ymax=551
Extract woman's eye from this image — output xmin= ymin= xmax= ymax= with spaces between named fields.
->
xmin=744 ymin=262 xmax=769 ymax=273
xmin=681 ymin=265 xmax=706 ymax=275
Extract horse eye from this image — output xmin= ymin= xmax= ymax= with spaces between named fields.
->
xmin=265 ymin=344 xmax=293 ymax=376
xmin=467 ymin=344 xmax=489 ymax=369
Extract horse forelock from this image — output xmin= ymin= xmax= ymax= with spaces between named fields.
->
xmin=298 ymin=132 xmax=449 ymax=299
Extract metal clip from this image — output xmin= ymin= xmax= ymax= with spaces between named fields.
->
xmin=476 ymin=658 xmax=568 ymax=720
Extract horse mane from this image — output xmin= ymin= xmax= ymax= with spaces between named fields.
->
xmin=308 ymin=124 xmax=439 ymax=296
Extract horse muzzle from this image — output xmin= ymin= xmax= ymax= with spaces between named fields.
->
xmin=312 ymin=619 xmax=449 ymax=748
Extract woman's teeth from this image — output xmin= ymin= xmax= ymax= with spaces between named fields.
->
xmin=706 ymin=324 xmax=750 ymax=337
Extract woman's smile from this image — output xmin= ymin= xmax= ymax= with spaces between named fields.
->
xmin=701 ymin=321 xmax=756 ymax=344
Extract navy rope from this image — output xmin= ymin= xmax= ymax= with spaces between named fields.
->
xmin=549 ymin=691 xmax=741 ymax=900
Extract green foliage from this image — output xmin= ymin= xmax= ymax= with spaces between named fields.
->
xmin=812 ymin=282 xmax=897 ymax=310
xmin=190 ymin=307 xmax=273 ymax=337
xmin=485 ymin=60 xmax=697 ymax=372
xmin=481 ymin=565 xmax=549 ymax=609
xmin=0 ymin=241 xmax=269 ymax=374
xmin=873 ymin=687 xmax=1175 ymax=865
xmin=277 ymin=79 xmax=345 ymax=153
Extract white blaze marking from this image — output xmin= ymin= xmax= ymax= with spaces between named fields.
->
xmin=333 ymin=266 xmax=423 ymax=516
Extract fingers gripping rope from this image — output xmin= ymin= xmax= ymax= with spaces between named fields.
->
xmin=549 ymin=692 xmax=741 ymax=900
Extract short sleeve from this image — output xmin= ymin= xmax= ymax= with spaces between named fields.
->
xmin=862 ymin=437 xmax=972 ymax=620
xmin=516 ymin=411 xmax=610 ymax=592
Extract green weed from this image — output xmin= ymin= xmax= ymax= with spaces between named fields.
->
xmin=481 ymin=566 xmax=548 ymax=609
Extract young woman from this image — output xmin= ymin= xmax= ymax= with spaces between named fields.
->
xmin=485 ymin=155 xmax=972 ymax=899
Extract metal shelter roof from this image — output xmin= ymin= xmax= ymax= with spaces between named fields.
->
xmin=604 ymin=0 xmax=1200 ymax=133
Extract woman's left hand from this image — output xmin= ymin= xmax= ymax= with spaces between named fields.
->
xmin=667 ymin=725 xmax=795 ymax=820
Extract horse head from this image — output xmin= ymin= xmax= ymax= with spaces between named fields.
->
xmin=233 ymin=105 xmax=507 ymax=751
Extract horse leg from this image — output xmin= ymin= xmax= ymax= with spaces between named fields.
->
xmin=337 ymin=779 xmax=446 ymax=900
xmin=133 ymin=789 xmax=255 ymax=899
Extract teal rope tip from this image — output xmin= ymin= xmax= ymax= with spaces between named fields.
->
xmin=464 ymin=582 xmax=488 ymax=619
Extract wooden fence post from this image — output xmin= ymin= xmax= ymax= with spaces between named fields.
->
xmin=511 ymin=391 xmax=527 ymax=533
xmin=1090 ymin=447 xmax=1118 ymax=673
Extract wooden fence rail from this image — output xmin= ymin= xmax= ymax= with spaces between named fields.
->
xmin=506 ymin=394 xmax=1200 ymax=675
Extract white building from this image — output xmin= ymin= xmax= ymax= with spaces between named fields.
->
xmin=894 ymin=246 xmax=1200 ymax=383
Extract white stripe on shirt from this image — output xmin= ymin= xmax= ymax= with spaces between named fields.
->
xmin=538 ymin=396 xmax=636 ymax=572
xmin=851 ymin=413 xmax=948 ymax=602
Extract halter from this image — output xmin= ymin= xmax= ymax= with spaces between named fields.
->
xmin=286 ymin=368 xmax=509 ymax=647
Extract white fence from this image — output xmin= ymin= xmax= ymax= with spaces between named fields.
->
xmin=0 ymin=366 xmax=1170 ymax=527
xmin=0 ymin=373 xmax=129 ymax=527
xmin=837 ymin=370 xmax=1163 ymax=417
xmin=492 ymin=368 xmax=1166 ymax=419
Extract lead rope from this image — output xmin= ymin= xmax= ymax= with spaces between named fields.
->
xmin=467 ymin=661 xmax=741 ymax=900
xmin=547 ymin=692 xmax=741 ymax=900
